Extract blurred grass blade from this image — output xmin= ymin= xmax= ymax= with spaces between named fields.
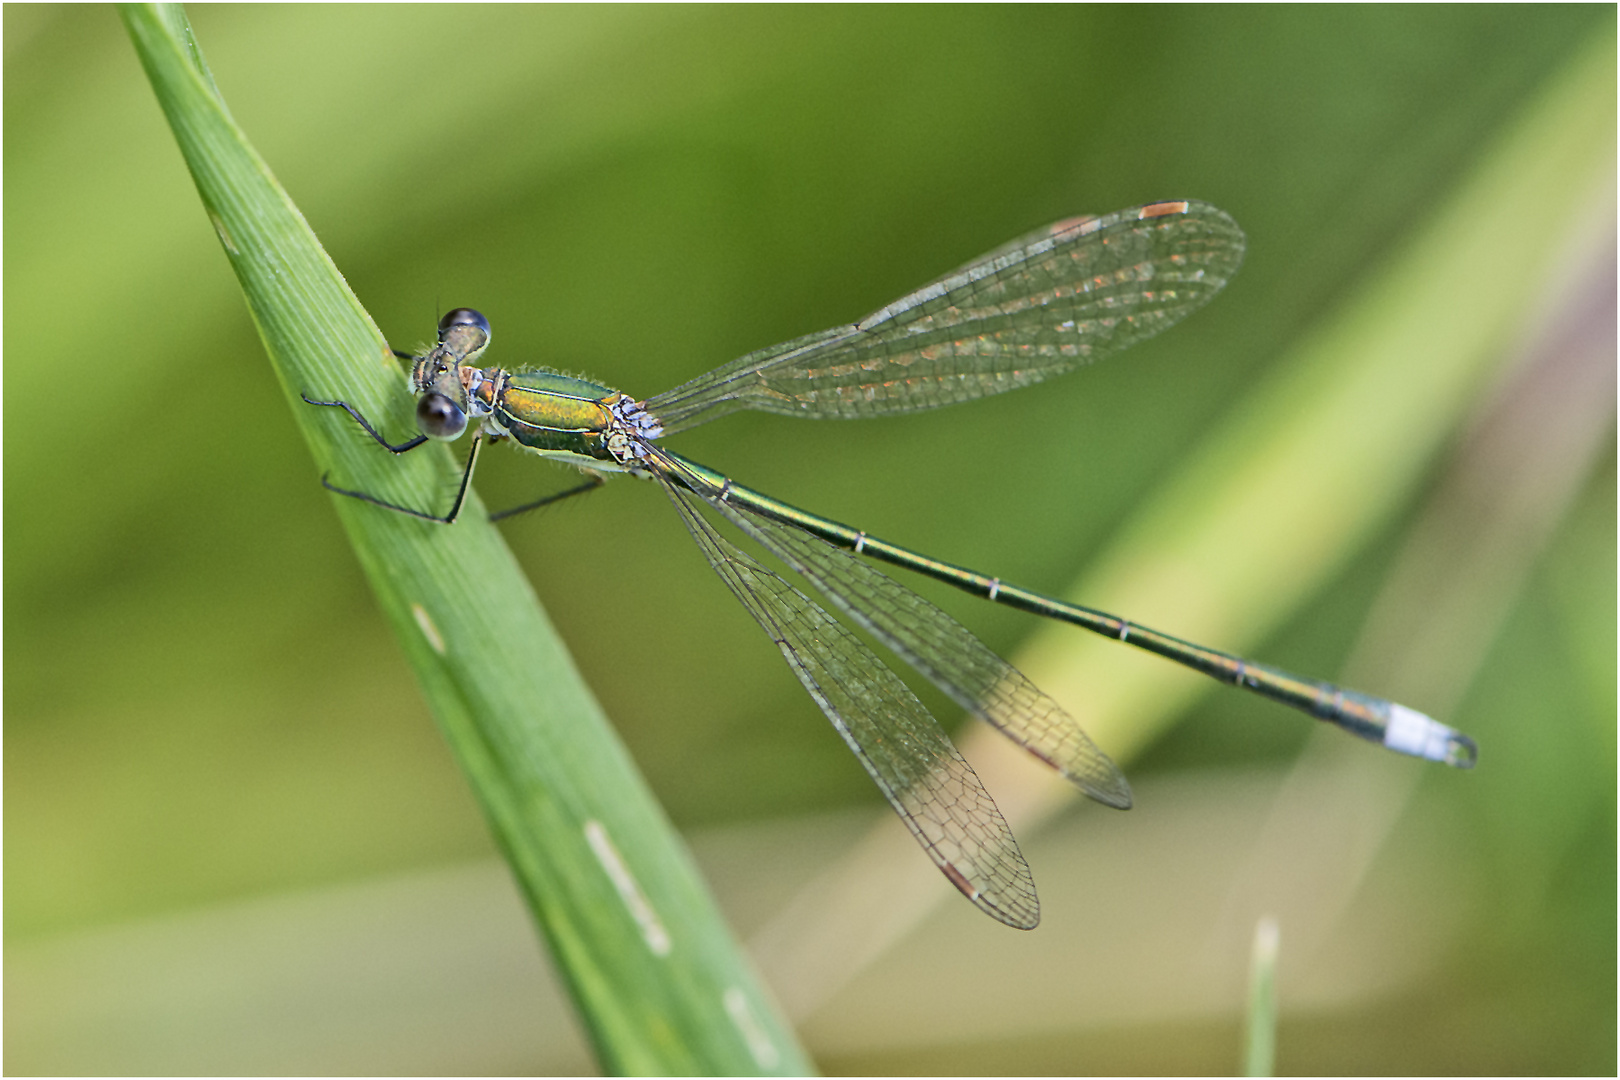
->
xmin=1016 ymin=29 xmax=1617 ymax=765
xmin=752 ymin=28 xmax=1615 ymax=1017
xmin=1243 ymin=916 xmax=1279 ymax=1077
xmin=119 ymin=4 xmax=809 ymax=1074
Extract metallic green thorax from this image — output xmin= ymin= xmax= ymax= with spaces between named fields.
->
xmin=478 ymin=369 xmax=631 ymax=471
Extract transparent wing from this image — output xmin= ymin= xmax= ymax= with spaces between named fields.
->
xmin=702 ymin=481 xmax=1132 ymax=809
xmin=662 ymin=479 xmax=1040 ymax=929
xmin=644 ymin=200 xmax=1244 ymax=434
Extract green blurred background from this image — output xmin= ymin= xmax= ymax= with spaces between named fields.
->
xmin=6 ymin=5 xmax=1613 ymax=1074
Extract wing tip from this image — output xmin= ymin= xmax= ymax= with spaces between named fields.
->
xmin=942 ymin=860 xmax=1040 ymax=929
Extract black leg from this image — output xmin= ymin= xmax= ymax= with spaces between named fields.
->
xmin=315 ymin=423 xmax=484 ymax=524
xmin=489 ymin=473 xmax=607 ymax=522
xmin=301 ymin=392 xmax=428 ymax=454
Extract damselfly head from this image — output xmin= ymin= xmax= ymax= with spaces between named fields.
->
xmin=405 ymin=308 xmax=491 ymax=439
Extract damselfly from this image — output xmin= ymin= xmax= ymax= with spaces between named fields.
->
xmin=306 ymin=200 xmax=1476 ymax=929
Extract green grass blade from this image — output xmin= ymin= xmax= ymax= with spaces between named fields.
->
xmin=119 ymin=4 xmax=810 ymax=1073
xmin=1243 ymin=916 xmax=1279 ymax=1077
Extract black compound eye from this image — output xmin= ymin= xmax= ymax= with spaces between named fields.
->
xmin=438 ymin=308 xmax=490 ymax=339
xmin=417 ymin=393 xmax=468 ymax=440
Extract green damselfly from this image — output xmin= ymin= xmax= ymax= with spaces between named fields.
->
xmin=306 ymin=200 xmax=1476 ymax=929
